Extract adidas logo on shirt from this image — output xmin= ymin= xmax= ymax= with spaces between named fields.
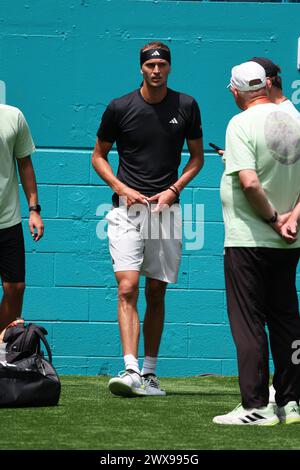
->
xmin=169 ymin=118 xmax=178 ymax=124
xmin=151 ymin=50 xmax=160 ymax=56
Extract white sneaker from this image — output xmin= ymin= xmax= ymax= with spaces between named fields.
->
xmin=142 ymin=374 xmax=166 ymax=396
xmin=213 ymin=403 xmax=280 ymax=426
xmin=269 ymin=385 xmax=276 ymax=404
xmin=277 ymin=401 xmax=300 ymax=425
xmin=108 ymin=369 xmax=147 ymax=397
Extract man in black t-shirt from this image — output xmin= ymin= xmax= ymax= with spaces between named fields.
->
xmin=92 ymin=41 xmax=204 ymax=397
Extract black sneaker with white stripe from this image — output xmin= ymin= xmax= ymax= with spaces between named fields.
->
xmin=213 ymin=403 xmax=279 ymax=425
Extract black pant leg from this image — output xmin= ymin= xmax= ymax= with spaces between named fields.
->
xmin=224 ymin=247 xmax=269 ymax=409
xmin=266 ymin=248 xmax=300 ymax=406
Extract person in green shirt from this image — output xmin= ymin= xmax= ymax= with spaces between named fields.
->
xmin=213 ymin=61 xmax=300 ymax=426
xmin=0 ymin=104 xmax=44 ymax=337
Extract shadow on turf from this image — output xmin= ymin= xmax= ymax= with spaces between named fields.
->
xmin=165 ymin=391 xmax=240 ymax=397
xmin=108 ymin=391 xmax=240 ymax=398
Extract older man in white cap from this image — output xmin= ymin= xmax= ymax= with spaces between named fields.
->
xmin=249 ymin=57 xmax=300 ymax=407
xmin=213 ymin=61 xmax=300 ymax=425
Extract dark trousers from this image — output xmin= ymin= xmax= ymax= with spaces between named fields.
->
xmin=224 ymin=247 xmax=300 ymax=408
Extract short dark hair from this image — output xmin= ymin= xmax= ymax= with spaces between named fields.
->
xmin=271 ymin=75 xmax=282 ymax=90
xmin=250 ymin=57 xmax=282 ymax=90
xmin=140 ymin=41 xmax=170 ymax=54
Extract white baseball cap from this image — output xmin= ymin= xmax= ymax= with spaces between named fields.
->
xmin=228 ymin=61 xmax=267 ymax=91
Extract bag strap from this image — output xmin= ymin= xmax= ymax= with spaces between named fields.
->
xmin=3 ymin=324 xmax=25 ymax=343
xmin=28 ymin=324 xmax=53 ymax=364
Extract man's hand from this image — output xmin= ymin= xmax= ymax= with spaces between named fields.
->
xmin=280 ymin=219 xmax=298 ymax=244
xmin=118 ymin=186 xmax=148 ymax=207
xmin=270 ymin=212 xmax=298 ymax=243
xmin=148 ymin=189 xmax=178 ymax=212
xmin=269 ymin=212 xmax=290 ymax=234
xmin=29 ymin=212 xmax=44 ymax=241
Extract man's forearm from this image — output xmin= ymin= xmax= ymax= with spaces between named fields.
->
xmin=174 ymin=157 xmax=203 ymax=192
xmin=17 ymin=157 xmax=38 ymax=206
xmin=243 ymin=182 xmax=276 ymax=220
xmin=239 ymin=170 xmax=277 ymax=220
xmin=92 ymin=140 xmax=127 ymax=195
xmin=289 ymin=196 xmax=300 ymax=223
xmin=174 ymin=138 xmax=204 ymax=192
xmin=92 ymin=155 xmax=125 ymax=195
xmin=92 ymin=154 xmax=147 ymax=205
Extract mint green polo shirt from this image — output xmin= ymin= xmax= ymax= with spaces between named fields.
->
xmin=0 ymin=105 xmax=35 ymax=229
xmin=220 ymin=103 xmax=300 ymax=248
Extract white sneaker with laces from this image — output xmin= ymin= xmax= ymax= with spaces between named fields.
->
xmin=277 ymin=401 xmax=300 ymax=425
xmin=108 ymin=369 xmax=147 ymax=397
xmin=213 ymin=403 xmax=280 ymax=426
xmin=142 ymin=374 xmax=166 ymax=396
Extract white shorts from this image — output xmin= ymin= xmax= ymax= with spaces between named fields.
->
xmin=106 ymin=202 xmax=182 ymax=284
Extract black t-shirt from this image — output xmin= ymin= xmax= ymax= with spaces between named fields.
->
xmin=97 ymin=88 xmax=202 ymax=204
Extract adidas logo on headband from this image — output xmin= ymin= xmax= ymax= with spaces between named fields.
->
xmin=140 ymin=48 xmax=171 ymax=66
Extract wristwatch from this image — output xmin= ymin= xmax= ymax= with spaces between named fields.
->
xmin=29 ymin=204 xmax=41 ymax=214
xmin=265 ymin=211 xmax=278 ymax=224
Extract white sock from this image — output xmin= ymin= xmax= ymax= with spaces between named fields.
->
xmin=0 ymin=342 xmax=7 ymax=361
xmin=124 ymin=354 xmax=140 ymax=374
xmin=141 ymin=356 xmax=157 ymax=376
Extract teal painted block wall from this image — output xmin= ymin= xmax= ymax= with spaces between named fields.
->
xmin=1 ymin=0 xmax=300 ymax=376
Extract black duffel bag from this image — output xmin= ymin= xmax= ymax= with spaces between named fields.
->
xmin=0 ymin=323 xmax=61 ymax=407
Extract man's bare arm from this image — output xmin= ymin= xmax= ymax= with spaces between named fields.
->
xmin=148 ymin=138 xmax=204 ymax=211
xmin=280 ymin=194 xmax=300 ymax=242
xmin=288 ymin=194 xmax=300 ymax=223
xmin=17 ymin=156 xmax=44 ymax=241
xmin=175 ymin=138 xmax=204 ymax=192
xmin=92 ymin=139 xmax=120 ymax=192
xmin=91 ymin=138 xmax=147 ymax=206
xmin=239 ymin=169 xmax=290 ymax=233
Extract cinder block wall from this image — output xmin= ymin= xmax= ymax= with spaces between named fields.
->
xmin=1 ymin=0 xmax=299 ymax=376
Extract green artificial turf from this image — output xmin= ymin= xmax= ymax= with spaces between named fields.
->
xmin=0 ymin=375 xmax=299 ymax=450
